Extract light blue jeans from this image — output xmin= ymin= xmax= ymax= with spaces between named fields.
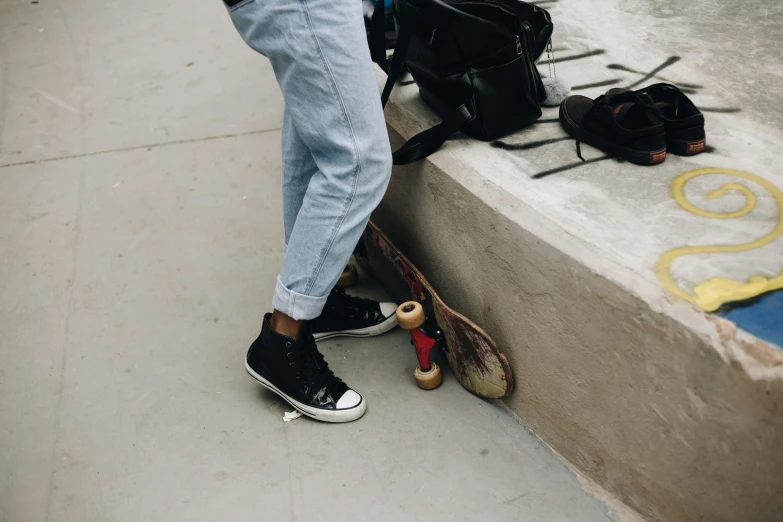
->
xmin=225 ymin=0 xmax=393 ymax=320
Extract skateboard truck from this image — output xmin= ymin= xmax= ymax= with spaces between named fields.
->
xmin=396 ymin=301 xmax=443 ymax=390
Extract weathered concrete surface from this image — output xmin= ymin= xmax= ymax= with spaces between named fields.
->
xmin=0 ymin=0 xmax=621 ymax=521
xmin=375 ymin=157 xmax=783 ymax=522
xmin=0 ymin=136 xmax=618 ymax=522
xmin=376 ymin=0 xmax=783 ymax=520
xmin=0 ymin=0 xmax=283 ymax=167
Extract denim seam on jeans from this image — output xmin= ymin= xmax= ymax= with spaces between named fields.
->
xmin=288 ymin=284 xmax=296 ymax=315
xmin=299 ymin=0 xmax=362 ymax=297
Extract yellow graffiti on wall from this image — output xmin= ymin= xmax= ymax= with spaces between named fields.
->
xmin=655 ymin=168 xmax=783 ymax=312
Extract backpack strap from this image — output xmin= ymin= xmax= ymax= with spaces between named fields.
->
xmin=370 ymin=0 xmax=391 ymax=72
xmin=391 ymin=97 xmax=476 ymax=165
xmin=371 ymin=0 xmax=476 ymax=165
xmin=380 ymin=22 xmax=412 ymax=107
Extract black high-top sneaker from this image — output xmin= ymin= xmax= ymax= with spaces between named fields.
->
xmin=311 ymin=287 xmax=398 ymax=341
xmin=245 ymin=314 xmax=366 ymax=423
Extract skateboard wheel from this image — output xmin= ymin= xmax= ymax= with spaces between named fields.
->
xmin=396 ymin=301 xmax=425 ymax=330
xmin=414 ymin=362 xmax=442 ymax=390
xmin=337 ymin=263 xmax=358 ymax=288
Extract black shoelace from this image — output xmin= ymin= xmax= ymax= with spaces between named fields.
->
xmin=296 ymin=334 xmax=346 ymax=399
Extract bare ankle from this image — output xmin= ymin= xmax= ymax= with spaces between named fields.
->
xmin=270 ymin=310 xmax=303 ymax=339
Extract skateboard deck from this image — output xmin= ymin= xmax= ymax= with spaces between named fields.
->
xmin=355 ymin=220 xmax=513 ymax=399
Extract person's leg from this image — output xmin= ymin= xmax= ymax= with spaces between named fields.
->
xmin=229 ymin=0 xmax=391 ymax=319
xmin=274 ymin=108 xmax=317 ymax=339
xmin=278 ymin=102 xmax=399 ymax=342
xmin=225 ymin=0 xmax=392 ymax=421
xmin=270 ymin=5 xmax=392 ymax=322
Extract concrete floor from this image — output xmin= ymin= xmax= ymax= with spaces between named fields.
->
xmin=0 ymin=1 xmax=618 ymax=521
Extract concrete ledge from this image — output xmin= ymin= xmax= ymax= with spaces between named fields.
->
xmin=374 ymin=148 xmax=783 ymax=521
xmin=374 ymin=1 xmax=783 ymax=519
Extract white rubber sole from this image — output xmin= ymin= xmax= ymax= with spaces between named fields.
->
xmin=313 ymin=314 xmax=398 ymax=342
xmin=245 ymin=361 xmax=367 ymax=423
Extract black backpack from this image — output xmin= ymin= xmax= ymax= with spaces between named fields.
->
xmin=370 ymin=0 xmax=553 ymax=165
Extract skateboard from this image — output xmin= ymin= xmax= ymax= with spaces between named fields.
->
xmin=354 ymin=220 xmax=514 ymax=399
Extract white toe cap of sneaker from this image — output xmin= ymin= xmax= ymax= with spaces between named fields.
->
xmin=379 ymin=302 xmax=397 ymax=318
xmin=336 ymin=389 xmax=363 ymax=409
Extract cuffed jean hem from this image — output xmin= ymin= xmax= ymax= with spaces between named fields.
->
xmin=272 ymin=275 xmax=329 ymax=320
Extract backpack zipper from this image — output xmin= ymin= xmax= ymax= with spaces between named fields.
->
xmin=515 ymin=35 xmax=522 ymax=55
